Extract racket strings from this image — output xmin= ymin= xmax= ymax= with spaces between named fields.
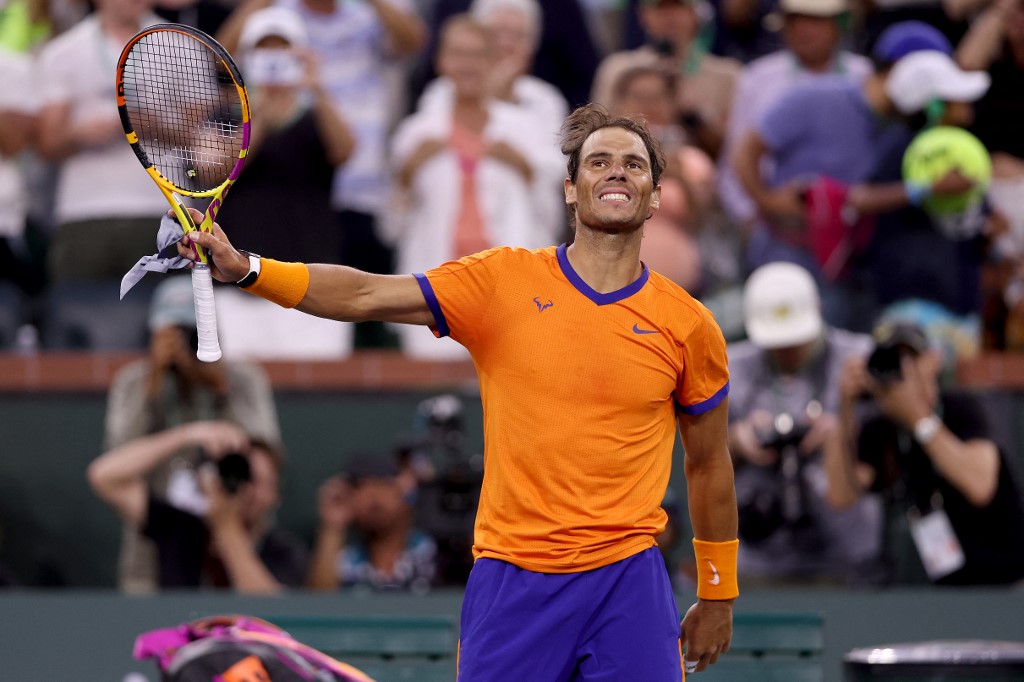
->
xmin=122 ymin=30 xmax=243 ymax=192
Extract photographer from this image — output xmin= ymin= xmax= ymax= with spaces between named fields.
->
xmin=103 ymin=275 xmax=281 ymax=592
xmin=307 ymin=451 xmax=437 ymax=593
xmin=729 ymin=262 xmax=884 ymax=585
xmin=88 ymin=421 xmax=307 ymax=593
xmin=824 ymin=321 xmax=1024 ymax=585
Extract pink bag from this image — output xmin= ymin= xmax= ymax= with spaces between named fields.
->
xmin=134 ymin=614 xmax=375 ymax=681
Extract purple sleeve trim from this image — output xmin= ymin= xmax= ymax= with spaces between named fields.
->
xmin=677 ymin=381 xmax=730 ymax=416
xmin=414 ymin=273 xmax=450 ymax=337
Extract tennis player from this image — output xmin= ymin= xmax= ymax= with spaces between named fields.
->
xmin=179 ymin=104 xmax=738 ymax=681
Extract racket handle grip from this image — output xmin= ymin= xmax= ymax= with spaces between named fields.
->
xmin=191 ymin=264 xmax=222 ymax=363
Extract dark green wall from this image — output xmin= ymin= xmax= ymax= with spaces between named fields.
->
xmin=0 ymin=589 xmax=1021 ymax=681
xmin=0 ymin=391 xmax=488 ymax=587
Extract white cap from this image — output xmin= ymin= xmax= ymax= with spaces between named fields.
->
xmin=239 ymin=6 xmax=308 ymax=52
xmin=886 ymin=50 xmax=991 ymax=115
xmin=779 ymin=0 xmax=849 ymax=16
xmin=743 ymin=262 xmax=823 ymax=349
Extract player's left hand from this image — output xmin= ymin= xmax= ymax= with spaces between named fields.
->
xmin=680 ymin=599 xmax=733 ymax=674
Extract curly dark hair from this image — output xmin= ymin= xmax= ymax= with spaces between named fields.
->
xmin=561 ymin=103 xmax=666 ymax=188
xmin=560 ymin=104 xmax=665 ymax=225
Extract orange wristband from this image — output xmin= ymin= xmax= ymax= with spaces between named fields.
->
xmin=243 ymin=258 xmax=309 ymax=309
xmin=693 ymin=538 xmax=739 ymax=600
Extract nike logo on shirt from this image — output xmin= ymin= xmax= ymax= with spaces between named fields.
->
xmin=632 ymin=324 xmax=658 ymax=334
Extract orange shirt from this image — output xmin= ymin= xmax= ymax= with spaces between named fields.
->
xmin=416 ymin=246 xmax=729 ymax=573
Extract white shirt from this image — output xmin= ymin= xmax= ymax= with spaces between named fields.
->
xmin=382 ymin=96 xmax=565 ymax=359
xmin=0 ymin=48 xmax=36 ymax=237
xmin=36 ymin=15 xmax=168 ymax=224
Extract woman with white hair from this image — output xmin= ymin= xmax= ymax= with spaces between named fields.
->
xmin=384 ymin=15 xmax=565 ymax=360
xmin=419 ymin=0 xmax=568 ymax=139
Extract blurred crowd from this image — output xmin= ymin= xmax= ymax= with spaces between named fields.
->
xmin=4 ymin=0 xmax=1024 ymax=592
xmin=5 ymin=0 xmax=1024 ymax=356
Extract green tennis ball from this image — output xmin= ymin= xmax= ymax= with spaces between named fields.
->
xmin=902 ymin=126 xmax=992 ymax=216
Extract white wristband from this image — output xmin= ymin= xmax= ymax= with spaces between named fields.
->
xmin=913 ymin=415 xmax=941 ymax=446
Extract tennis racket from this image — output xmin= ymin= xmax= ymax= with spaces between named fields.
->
xmin=116 ymin=23 xmax=251 ymax=362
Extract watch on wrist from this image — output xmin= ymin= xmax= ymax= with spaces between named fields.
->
xmin=913 ymin=414 xmax=941 ymax=446
xmin=235 ymin=250 xmax=262 ymax=288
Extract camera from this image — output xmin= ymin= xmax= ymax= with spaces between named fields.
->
xmin=409 ymin=394 xmax=483 ymax=586
xmin=216 ymin=453 xmax=252 ymax=494
xmin=866 ymin=343 xmax=905 ymax=385
xmin=756 ymin=412 xmax=811 ymax=452
xmin=738 ymin=412 xmax=815 ymax=545
xmin=865 ymin=321 xmax=929 ymax=385
xmin=197 ymin=450 xmax=252 ymax=495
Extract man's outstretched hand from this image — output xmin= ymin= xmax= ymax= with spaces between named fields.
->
xmin=175 ymin=207 xmax=249 ymax=283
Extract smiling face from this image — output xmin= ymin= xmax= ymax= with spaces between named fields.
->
xmin=565 ymin=126 xmax=661 ymax=233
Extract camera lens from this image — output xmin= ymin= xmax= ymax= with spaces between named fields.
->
xmin=217 ymin=453 xmax=252 ymax=494
xmin=866 ymin=344 xmax=903 ymax=383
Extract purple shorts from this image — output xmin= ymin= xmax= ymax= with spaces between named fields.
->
xmin=457 ymin=547 xmax=683 ymax=682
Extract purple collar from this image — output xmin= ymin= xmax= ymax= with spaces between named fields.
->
xmin=556 ymin=243 xmax=649 ymax=306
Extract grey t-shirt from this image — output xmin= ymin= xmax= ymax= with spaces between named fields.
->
xmin=727 ymin=327 xmax=883 ymax=585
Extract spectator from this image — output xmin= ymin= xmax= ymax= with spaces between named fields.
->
xmin=88 ymin=423 xmax=307 ymax=593
xmin=383 ymin=15 xmax=564 ymax=360
xmin=217 ymin=0 xmax=426 ymax=348
xmin=718 ymin=0 xmax=872 ymax=230
xmin=210 ymin=6 xmax=358 ymax=361
xmin=0 ymin=46 xmax=41 ymax=301
xmin=0 ymin=0 xmax=52 ymax=53
xmin=413 ymin=0 xmax=600 ymax=110
xmin=732 ymin=22 xmax=989 ymax=330
xmin=957 ymin=0 xmax=1024 ymax=350
xmin=824 ymin=320 xmax=1024 ymax=585
xmin=418 ymin=0 xmax=569 ymax=143
xmin=103 ymin=275 xmax=281 ymax=592
xmin=152 ymin=0 xmax=231 ymax=36
xmin=860 ymin=0 xmax=972 ymax=57
xmin=35 ymin=0 xmax=168 ymax=283
xmin=591 ymin=0 xmax=741 ymax=158
xmin=715 ymin=0 xmax=785 ymax=63
xmin=307 ymin=452 xmax=437 ymax=592
xmin=609 ymin=64 xmax=710 ymax=291
xmin=729 ymin=262 xmax=883 ymax=585
xmin=218 ymin=6 xmax=353 ymax=264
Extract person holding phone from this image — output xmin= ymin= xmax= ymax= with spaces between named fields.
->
xmin=216 ymin=6 xmax=354 ymax=265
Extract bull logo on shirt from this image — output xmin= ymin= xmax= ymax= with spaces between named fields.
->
xmin=533 ymin=297 xmax=553 ymax=312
